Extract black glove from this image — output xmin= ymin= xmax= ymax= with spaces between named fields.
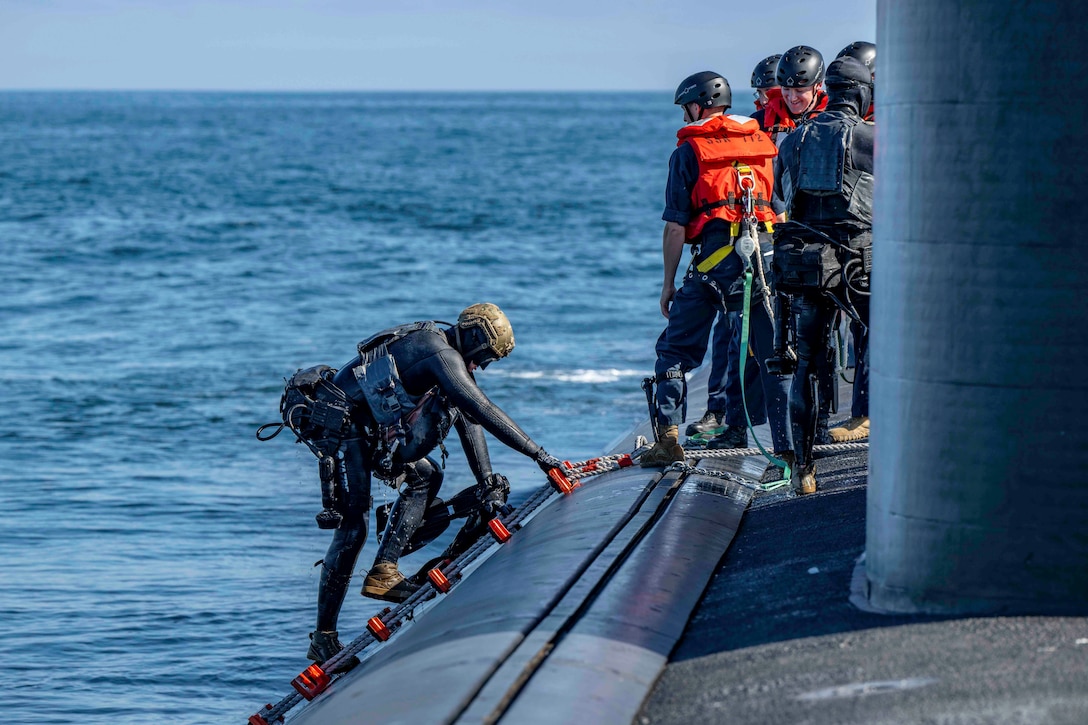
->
xmin=476 ymin=473 xmax=513 ymax=518
xmin=534 ymin=449 xmax=563 ymax=473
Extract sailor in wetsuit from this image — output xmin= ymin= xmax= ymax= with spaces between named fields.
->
xmin=282 ymin=303 xmax=563 ymax=670
xmin=836 ymin=41 xmax=875 ymax=122
xmin=771 ymin=57 xmax=874 ymax=494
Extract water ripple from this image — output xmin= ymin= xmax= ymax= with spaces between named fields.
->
xmin=0 ymin=90 xmax=679 ymax=724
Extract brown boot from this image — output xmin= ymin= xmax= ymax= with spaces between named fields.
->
xmin=828 ymin=416 xmax=870 ymax=442
xmin=640 ymin=425 xmax=686 ymax=468
xmin=795 ymin=462 xmax=817 ymax=495
xmin=306 ymin=630 xmax=360 ymax=673
xmin=362 ymin=562 xmax=420 ymax=603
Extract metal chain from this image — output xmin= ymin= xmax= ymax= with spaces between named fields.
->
xmin=664 ymin=461 xmax=765 ymax=490
xmin=683 ymin=441 xmax=869 ymax=458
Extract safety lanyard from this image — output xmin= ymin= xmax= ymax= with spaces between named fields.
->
xmin=734 ymin=164 xmax=759 ymax=270
xmin=734 ymin=163 xmax=792 ymax=489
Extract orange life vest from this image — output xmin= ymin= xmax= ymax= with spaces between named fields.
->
xmin=677 ymin=114 xmax=778 ymax=240
xmin=761 ymin=90 xmax=829 ymax=145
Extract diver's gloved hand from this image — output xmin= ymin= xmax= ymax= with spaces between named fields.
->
xmin=534 ymin=449 xmax=564 ymax=473
xmin=476 ymin=473 xmax=513 ymax=518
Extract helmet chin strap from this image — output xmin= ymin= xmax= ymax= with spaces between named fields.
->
xmin=453 ymin=324 xmax=491 ymax=363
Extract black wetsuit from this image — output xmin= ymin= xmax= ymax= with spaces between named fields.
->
xmin=316 ymin=325 xmax=545 ymax=632
xmin=756 ymin=100 xmax=837 ymax=438
xmin=773 ymin=85 xmax=874 ymax=474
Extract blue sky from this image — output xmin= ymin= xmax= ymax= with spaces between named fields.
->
xmin=0 ymin=0 xmax=877 ymax=91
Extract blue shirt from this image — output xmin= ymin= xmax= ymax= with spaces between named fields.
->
xmin=662 ymin=142 xmax=698 ymax=226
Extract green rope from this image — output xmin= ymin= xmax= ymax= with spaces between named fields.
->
xmin=738 ymin=267 xmax=792 ymax=492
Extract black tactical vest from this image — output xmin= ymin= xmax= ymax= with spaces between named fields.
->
xmin=334 ymin=321 xmax=455 ymax=480
xmin=780 ymin=112 xmax=874 ymax=228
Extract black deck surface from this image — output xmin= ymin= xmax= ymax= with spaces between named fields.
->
xmin=638 ymin=449 xmax=1088 ymax=725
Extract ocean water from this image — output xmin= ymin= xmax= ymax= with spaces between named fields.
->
xmin=0 ymin=91 xmax=733 ymax=723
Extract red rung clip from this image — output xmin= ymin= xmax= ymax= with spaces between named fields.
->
xmin=562 ymin=460 xmax=573 ymax=469
xmin=291 ymin=664 xmax=331 ymax=701
xmin=582 ymin=462 xmax=598 ymax=472
xmin=428 ymin=567 xmax=451 ymax=593
xmin=547 ymin=467 xmax=574 ymax=495
xmin=488 ymin=518 xmax=512 ymax=543
xmin=249 ymin=706 xmax=283 ymax=725
xmin=367 ymin=616 xmax=391 ymax=641
xmin=617 ymin=454 xmax=633 ymax=468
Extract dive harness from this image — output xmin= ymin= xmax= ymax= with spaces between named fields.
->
xmin=257 ymin=321 xmax=457 ymax=529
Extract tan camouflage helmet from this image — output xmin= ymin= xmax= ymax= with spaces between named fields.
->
xmin=456 ymin=303 xmax=515 ymax=367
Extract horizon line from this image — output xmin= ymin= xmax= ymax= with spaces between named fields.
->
xmin=0 ymin=87 xmax=683 ymax=94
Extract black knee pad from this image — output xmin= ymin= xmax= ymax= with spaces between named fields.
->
xmin=403 ymin=456 xmax=444 ymax=496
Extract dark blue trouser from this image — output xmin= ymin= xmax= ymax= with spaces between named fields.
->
xmin=654 ymin=261 xmax=790 ymax=453
xmin=714 ymin=310 xmax=767 ymax=426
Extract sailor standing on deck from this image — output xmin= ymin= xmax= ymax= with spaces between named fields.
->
xmin=641 ymin=71 xmax=790 ymax=478
xmin=823 ymin=41 xmax=876 ymax=445
xmin=685 ymin=57 xmax=785 ymax=450
xmin=760 ymin=45 xmax=829 ymax=145
xmin=264 ymin=304 xmax=563 ymax=671
xmin=751 ymin=54 xmax=783 ymax=114
xmin=771 ymin=57 xmax=875 ymax=494
xmin=758 ymin=45 xmax=840 ymax=448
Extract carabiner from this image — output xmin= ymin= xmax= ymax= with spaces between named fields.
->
xmin=735 ymin=165 xmax=757 ymax=219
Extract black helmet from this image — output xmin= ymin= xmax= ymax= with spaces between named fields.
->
xmin=776 ymin=45 xmax=824 ymax=88
xmin=825 ymin=57 xmax=873 ymax=116
xmin=751 ymin=54 xmax=782 ymax=89
xmin=825 ymin=57 xmax=874 ymax=89
xmin=674 ymin=71 xmax=732 ymax=110
xmin=837 ymin=41 xmax=876 ymax=75
xmin=454 ymin=302 xmax=515 ymax=369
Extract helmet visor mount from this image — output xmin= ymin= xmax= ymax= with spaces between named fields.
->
xmin=475 ymin=352 xmax=500 ymax=370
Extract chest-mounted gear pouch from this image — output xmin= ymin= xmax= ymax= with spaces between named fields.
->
xmin=353 ymin=345 xmax=443 ymax=480
xmin=772 ymin=225 xmax=842 ymax=293
xmin=354 ymin=349 xmax=416 ymax=428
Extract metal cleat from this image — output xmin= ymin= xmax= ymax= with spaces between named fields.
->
xmin=367 ymin=616 xmax=392 ymax=641
xmin=547 ymin=468 xmax=574 ymax=495
xmin=488 ymin=518 xmax=512 ymax=543
xmin=428 ymin=568 xmax=451 ymax=593
xmin=291 ymin=664 xmax=331 ymax=701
